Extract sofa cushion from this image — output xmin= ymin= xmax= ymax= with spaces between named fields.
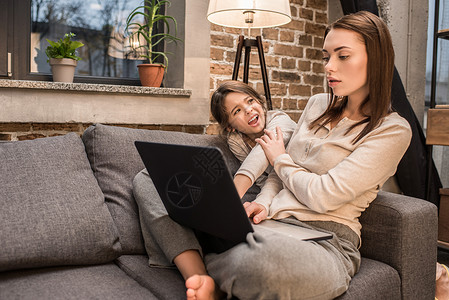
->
xmin=335 ymin=257 xmax=401 ymax=299
xmin=116 ymin=255 xmax=401 ymax=300
xmin=0 ymin=133 xmax=121 ymax=272
xmin=82 ymin=124 xmax=241 ymax=254
xmin=0 ymin=263 xmax=157 ymax=300
xmin=115 ymin=255 xmax=186 ymax=300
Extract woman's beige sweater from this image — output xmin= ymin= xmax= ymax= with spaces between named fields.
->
xmin=254 ymin=93 xmax=412 ymax=240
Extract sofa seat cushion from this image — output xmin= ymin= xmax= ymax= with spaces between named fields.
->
xmin=0 ymin=133 xmax=121 ymax=272
xmin=0 ymin=263 xmax=157 ymax=300
xmin=336 ymin=257 xmax=401 ymax=299
xmin=82 ymin=124 xmax=240 ymax=254
xmin=115 ymin=255 xmax=401 ymax=300
xmin=115 ymin=255 xmax=186 ymax=300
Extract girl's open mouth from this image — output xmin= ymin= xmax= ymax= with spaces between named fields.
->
xmin=248 ymin=115 xmax=259 ymax=126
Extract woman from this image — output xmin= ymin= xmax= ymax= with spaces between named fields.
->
xmin=133 ymin=11 xmax=412 ymax=300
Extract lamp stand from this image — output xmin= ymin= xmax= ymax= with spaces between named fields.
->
xmin=232 ymin=35 xmax=272 ymax=110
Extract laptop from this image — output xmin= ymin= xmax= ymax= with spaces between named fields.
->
xmin=135 ymin=141 xmax=332 ymax=253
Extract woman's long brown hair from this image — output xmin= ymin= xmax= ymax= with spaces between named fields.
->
xmin=309 ymin=11 xmax=395 ymax=144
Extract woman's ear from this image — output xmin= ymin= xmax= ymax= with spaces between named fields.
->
xmin=226 ymin=126 xmax=235 ymax=133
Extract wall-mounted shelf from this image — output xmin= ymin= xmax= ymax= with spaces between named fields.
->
xmin=430 ymin=0 xmax=449 ymax=250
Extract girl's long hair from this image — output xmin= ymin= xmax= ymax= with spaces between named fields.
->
xmin=309 ymin=11 xmax=395 ymax=143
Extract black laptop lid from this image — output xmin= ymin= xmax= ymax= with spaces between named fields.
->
xmin=134 ymin=141 xmax=254 ymax=246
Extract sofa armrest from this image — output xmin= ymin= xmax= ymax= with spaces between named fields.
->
xmin=359 ymin=191 xmax=437 ymax=300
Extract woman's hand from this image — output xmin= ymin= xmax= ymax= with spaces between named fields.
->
xmin=243 ymin=202 xmax=267 ymax=224
xmin=255 ymin=126 xmax=286 ymax=166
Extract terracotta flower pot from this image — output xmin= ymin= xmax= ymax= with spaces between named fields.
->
xmin=49 ymin=58 xmax=77 ymax=83
xmin=137 ymin=64 xmax=165 ymax=87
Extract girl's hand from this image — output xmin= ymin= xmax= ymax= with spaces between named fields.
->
xmin=255 ymin=126 xmax=286 ymax=166
xmin=243 ymin=202 xmax=267 ymax=224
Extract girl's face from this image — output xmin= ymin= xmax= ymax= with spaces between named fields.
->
xmin=322 ymin=28 xmax=369 ymax=103
xmin=224 ymin=92 xmax=266 ymax=139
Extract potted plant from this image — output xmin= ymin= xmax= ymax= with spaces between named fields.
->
xmin=125 ymin=0 xmax=181 ymax=87
xmin=45 ymin=32 xmax=84 ymax=83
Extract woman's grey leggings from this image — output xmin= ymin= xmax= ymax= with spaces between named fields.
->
xmin=133 ymin=169 xmax=361 ymax=300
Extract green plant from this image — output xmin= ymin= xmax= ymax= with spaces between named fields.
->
xmin=45 ymin=32 xmax=84 ymax=62
xmin=125 ymin=0 xmax=181 ymax=68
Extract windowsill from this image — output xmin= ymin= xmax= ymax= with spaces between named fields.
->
xmin=0 ymin=79 xmax=192 ymax=97
xmin=0 ymin=78 xmax=208 ymax=125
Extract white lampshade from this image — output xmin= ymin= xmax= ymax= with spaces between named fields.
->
xmin=207 ymin=0 xmax=292 ymax=29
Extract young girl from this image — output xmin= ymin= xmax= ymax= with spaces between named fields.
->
xmin=133 ymin=11 xmax=412 ymax=300
xmin=209 ymin=81 xmax=297 ymax=198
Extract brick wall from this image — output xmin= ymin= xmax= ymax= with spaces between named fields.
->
xmin=207 ymin=0 xmax=328 ymax=134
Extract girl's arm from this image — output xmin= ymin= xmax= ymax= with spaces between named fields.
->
xmin=235 ymin=112 xmax=297 ymax=195
xmin=249 ymin=168 xmax=284 ymax=219
xmin=227 ymin=133 xmax=255 ymax=197
xmin=234 ymin=174 xmax=253 ymax=198
xmin=242 ymin=168 xmax=284 ymax=224
xmin=265 ymin=111 xmax=297 ymax=146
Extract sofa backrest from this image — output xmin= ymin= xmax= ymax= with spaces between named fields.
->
xmin=0 ymin=133 xmax=122 ymax=272
xmin=82 ymin=124 xmax=241 ymax=255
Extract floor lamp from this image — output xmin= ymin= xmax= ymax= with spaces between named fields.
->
xmin=207 ymin=0 xmax=292 ymax=110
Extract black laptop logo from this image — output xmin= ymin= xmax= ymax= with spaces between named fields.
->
xmin=166 ymin=172 xmax=202 ymax=208
xmin=193 ymin=148 xmax=225 ymax=184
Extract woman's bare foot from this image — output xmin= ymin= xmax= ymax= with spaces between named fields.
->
xmin=185 ymin=274 xmax=222 ymax=300
xmin=436 ymin=263 xmax=449 ymax=300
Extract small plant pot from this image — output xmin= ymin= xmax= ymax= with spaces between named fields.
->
xmin=49 ymin=58 xmax=77 ymax=83
xmin=137 ymin=64 xmax=165 ymax=87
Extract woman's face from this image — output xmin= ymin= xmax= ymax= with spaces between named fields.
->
xmin=224 ymin=92 xmax=266 ymax=139
xmin=322 ymin=28 xmax=369 ymax=103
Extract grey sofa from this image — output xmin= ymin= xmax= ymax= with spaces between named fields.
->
xmin=0 ymin=123 xmax=438 ymax=299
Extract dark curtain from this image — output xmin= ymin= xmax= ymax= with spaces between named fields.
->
xmin=339 ymin=0 xmax=379 ymax=15
xmin=338 ymin=0 xmax=442 ymax=206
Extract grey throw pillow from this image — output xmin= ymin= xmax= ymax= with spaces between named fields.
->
xmin=0 ymin=133 xmax=121 ymax=272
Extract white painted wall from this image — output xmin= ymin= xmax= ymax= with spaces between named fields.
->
xmin=0 ymin=88 xmax=196 ymax=124
xmin=182 ymin=0 xmax=211 ymax=117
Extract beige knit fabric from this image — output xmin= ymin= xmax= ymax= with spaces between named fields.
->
xmin=254 ymin=93 xmax=412 ymax=240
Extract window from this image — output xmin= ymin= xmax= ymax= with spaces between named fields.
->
xmin=0 ymin=0 xmax=183 ymax=86
xmin=426 ymin=0 xmax=449 ymax=106
xmin=0 ymin=0 xmax=12 ymax=77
